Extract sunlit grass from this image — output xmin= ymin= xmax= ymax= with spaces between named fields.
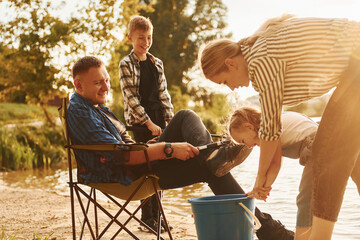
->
xmin=0 ymin=229 xmax=54 ymax=240
xmin=0 ymin=103 xmax=58 ymax=125
xmin=0 ymin=229 xmax=17 ymax=240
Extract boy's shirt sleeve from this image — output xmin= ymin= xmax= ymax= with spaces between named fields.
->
xmin=156 ymin=59 xmax=174 ymax=120
xmin=119 ymin=60 xmax=150 ymax=125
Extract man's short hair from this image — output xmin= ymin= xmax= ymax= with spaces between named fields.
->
xmin=72 ymin=56 xmax=104 ymax=79
xmin=128 ymin=15 xmax=153 ymax=35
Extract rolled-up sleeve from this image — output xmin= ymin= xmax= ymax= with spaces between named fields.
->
xmin=253 ymin=56 xmax=286 ymax=141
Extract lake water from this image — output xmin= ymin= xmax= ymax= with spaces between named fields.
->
xmin=1 ymin=147 xmax=359 ymax=239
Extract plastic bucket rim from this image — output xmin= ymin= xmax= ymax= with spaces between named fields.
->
xmin=188 ymin=194 xmax=251 ymax=204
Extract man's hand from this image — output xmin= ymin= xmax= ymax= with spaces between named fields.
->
xmin=145 ymin=120 xmax=162 ymax=136
xmin=171 ymin=142 xmax=199 ymax=161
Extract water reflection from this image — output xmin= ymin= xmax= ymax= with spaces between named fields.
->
xmin=1 ymin=148 xmax=359 ymax=239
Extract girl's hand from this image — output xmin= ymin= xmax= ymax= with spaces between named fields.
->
xmin=246 ymin=186 xmax=272 ymax=201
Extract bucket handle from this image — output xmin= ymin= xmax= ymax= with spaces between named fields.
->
xmin=238 ymin=202 xmax=262 ymax=231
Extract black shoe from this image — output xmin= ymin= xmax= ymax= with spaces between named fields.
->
xmin=256 ymin=212 xmax=294 ymax=240
xmin=206 ymin=144 xmax=252 ymax=177
xmin=138 ymin=218 xmax=173 ymax=233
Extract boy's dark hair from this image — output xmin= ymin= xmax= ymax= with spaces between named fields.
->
xmin=72 ymin=56 xmax=104 ymax=79
xmin=128 ymin=15 xmax=153 ymax=35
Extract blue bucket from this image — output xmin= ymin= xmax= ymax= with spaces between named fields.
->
xmin=188 ymin=194 xmax=260 ymax=240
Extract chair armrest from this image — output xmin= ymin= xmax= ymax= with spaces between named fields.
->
xmin=65 ymin=143 xmax=148 ymax=152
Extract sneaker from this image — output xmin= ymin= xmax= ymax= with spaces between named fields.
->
xmin=256 ymin=212 xmax=294 ymax=240
xmin=138 ymin=218 xmax=173 ymax=233
xmin=206 ymin=144 xmax=252 ymax=177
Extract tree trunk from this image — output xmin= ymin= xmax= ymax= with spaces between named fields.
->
xmin=41 ymin=104 xmax=55 ymax=128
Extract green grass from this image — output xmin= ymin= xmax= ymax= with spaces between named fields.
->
xmin=0 ymin=229 xmax=17 ymax=240
xmin=0 ymin=103 xmax=58 ymax=125
xmin=0 ymin=229 xmax=54 ymax=240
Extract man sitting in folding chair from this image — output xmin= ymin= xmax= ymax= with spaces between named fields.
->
xmin=68 ymin=56 xmax=295 ymax=240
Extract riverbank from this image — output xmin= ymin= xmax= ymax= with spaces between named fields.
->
xmin=0 ymin=184 xmax=197 ymax=239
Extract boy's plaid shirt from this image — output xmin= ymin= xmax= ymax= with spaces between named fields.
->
xmin=119 ymin=51 xmax=174 ymax=125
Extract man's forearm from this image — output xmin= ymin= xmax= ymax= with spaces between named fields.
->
xmin=125 ymin=142 xmax=166 ymax=165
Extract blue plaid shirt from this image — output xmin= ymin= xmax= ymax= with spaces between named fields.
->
xmin=67 ymin=92 xmax=133 ymax=185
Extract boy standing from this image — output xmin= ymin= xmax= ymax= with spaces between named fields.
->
xmin=119 ymin=15 xmax=174 ymax=232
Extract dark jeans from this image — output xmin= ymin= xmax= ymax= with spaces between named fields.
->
xmin=132 ymin=109 xmax=166 ymax=221
xmin=311 ymin=53 xmax=360 ymax=222
xmin=128 ymin=109 xmax=271 ymax=224
xmin=133 ymin=109 xmax=166 ymax=143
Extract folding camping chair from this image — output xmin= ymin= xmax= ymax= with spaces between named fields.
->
xmin=58 ymin=97 xmax=173 ymax=240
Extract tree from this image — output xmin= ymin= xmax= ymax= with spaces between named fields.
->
xmin=112 ymin=0 xmax=230 ymax=92
xmin=0 ymin=0 xmax=74 ymax=126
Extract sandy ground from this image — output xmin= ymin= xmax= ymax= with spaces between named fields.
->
xmin=0 ymin=185 xmax=198 ymax=239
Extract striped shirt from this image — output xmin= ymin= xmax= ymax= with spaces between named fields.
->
xmin=119 ymin=51 xmax=174 ymax=125
xmin=240 ymin=18 xmax=360 ymax=141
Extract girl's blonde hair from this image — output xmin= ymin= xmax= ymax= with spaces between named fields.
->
xmin=228 ymin=106 xmax=261 ymax=135
xmin=199 ymin=14 xmax=294 ymax=79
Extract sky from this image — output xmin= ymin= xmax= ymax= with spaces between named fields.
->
xmin=220 ymin=0 xmax=360 ymax=99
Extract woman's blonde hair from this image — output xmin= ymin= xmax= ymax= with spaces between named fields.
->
xmin=199 ymin=38 xmax=241 ymax=79
xmin=199 ymin=14 xmax=294 ymax=79
xmin=228 ymin=106 xmax=261 ymax=135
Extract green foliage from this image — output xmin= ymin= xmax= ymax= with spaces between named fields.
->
xmin=0 ymin=0 xmax=71 ymax=106
xmin=0 ymin=125 xmax=65 ymax=171
xmin=168 ymin=85 xmax=191 ymax=113
xmin=191 ymin=92 xmax=231 ymax=134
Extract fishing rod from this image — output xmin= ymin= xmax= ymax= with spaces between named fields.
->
xmin=197 ymin=139 xmax=231 ymax=151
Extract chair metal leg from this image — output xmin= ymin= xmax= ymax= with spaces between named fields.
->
xmin=80 ymin=188 xmax=92 ymax=239
xmin=69 ymin=183 xmax=76 ymax=240
xmin=74 ymin=186 xmax=96 ymax=239
xmin=111 ymin=197 xmax=156 ymax=239
xmin=156 ymin=191 xmax=163 ymax=240
xmin=94 ymin=189 xmax=99 ymax=238
xmin=75 ymin=185 xmax=139 ymax=239
xmin=70 ymin=177 xmax=170 ymax=240
xmin=98 ymin=176 xmax=148 ymax=237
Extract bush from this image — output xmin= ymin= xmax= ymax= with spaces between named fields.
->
xmin=0 ymin=125 xmax=65 ymax=171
